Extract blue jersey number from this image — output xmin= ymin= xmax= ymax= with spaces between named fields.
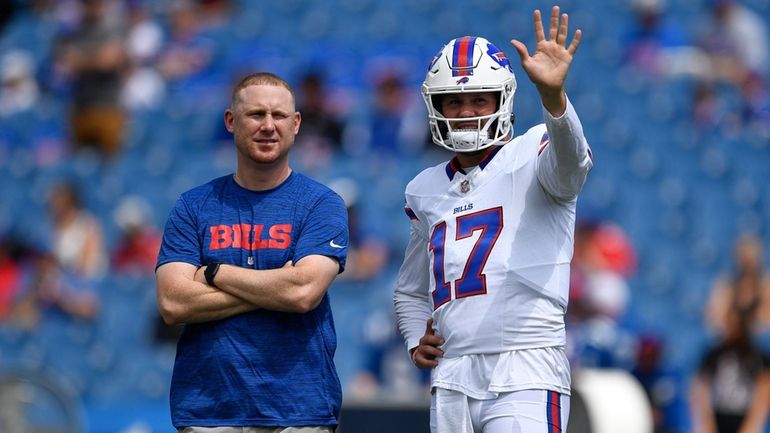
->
xmin=429 ymin=207 xmax=503 ymax=309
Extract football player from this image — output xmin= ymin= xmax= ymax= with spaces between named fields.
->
xmin=393 ymin=6 xmax=592 ymax=433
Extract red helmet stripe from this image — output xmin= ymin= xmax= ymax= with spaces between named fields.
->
xmin=452 ymin=36 xmax=476 ymax=76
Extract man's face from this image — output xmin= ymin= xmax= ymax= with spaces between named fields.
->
xmin=439 ymin=91 xmax=497 ymax=130
xmin=225 ymin=84 xmax=301 ymax=166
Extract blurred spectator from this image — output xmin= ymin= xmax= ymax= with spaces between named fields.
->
xmin=110 ymin=195 xmax=161 ymax=275
xmin=0 ymin=237 xmax=29 ymax=320
xmin=0 ymin=50 xmax=40 ymax=117
xmin=739 ymin=72 xmax=770 ymax=131
xmin=622 ymin=0 xmax=688 ymax=76
xmin=120 ymin=0 xmax=166 ymax=111
xmin=690 ymin=304 xmax=770 ymax=433
xmin=631 ymin=335 xmax=687 ymax=433
xmin=569 ymin=221 xmax=636 ymax=322
xmin=9 ymin=251 xmax=100 ymax=329
xmin=348 ymin=307 xmax=430 ymax=402
xmin=197 ymin=0 xmax=233 ymax=32
xmin=706 ymin=232 xmax=770 ymax=337
xmin=345 ymin=69 xmax=428 ymax=159
xmin=696 ymin=0 xmax=768 ymax=86
xmin=54 ymin=0 xmax=128 ymax=158
xmin=567 ymin=221 xmax=637 ymax=369
xmin=155 ymin=0 xmax=215 ymax=89
xmin=48 ymin=181 xmax=107 ymax=280
xmin=292 ymin=72 xmax=346 ymax=170
xmin=692 ymin=82 xmax=729 ymax=130
xmin=328 ymin=177 xmax=388 ymax=282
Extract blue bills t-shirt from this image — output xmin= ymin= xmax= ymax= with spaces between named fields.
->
xmin=156 ymin=172 xmax=348 ymax=428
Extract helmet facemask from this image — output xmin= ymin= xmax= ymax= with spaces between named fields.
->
xmin=426 ymin=88 xmax=514 ymax=152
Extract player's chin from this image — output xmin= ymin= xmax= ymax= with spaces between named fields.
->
xmin=249 ymin=153 xmax=281 ymax=164
xmin=252 ymin=147 xmax=291 ymax=164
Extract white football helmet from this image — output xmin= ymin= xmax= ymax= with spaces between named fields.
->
xmin=422 ymin=36 xmax=517 ymax=152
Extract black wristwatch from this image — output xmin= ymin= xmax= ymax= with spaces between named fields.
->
xmin=204 ymin=263 xmax=221 ymax=287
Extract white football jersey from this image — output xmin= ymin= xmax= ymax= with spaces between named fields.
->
xmin=394 ymin=99 xmax=592 ymax=361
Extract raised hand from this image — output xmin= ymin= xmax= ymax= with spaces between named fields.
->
xmin=510 ymin=6 xmax=582 ymax=115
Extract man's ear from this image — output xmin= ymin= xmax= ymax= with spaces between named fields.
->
xmin=294 ymin=111 xmax=302 ymax=135
xmin=224 ymin=109 xmax=234 ymax=133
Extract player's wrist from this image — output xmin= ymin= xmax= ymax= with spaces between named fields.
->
xmin=205 ymin=263 xmax=222 ymax=287
xmin=409 ymin=347 xmax=419 ymax=365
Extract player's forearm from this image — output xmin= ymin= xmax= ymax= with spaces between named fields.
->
xmin=157 ymin=281 xmax=257 ymax=325
xmin=538 ymin=97 xmax=592 ymax=199
xmin=213 ymin=262 xmax=331 ymax=314
xmin=394 ymin=290 xmax=433 ymax=351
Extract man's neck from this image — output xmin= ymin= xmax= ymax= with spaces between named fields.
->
xmin=234 ymin=164 xmax=292 ymax=191
xmin=455 ymin=146 xmax=496 ymax=168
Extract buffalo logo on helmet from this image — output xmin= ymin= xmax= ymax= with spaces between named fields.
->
xmin=486 ymin=43 xmax=512 ymax=72
xmin=427 ymin=46 xmax=445 ymax=72
xmin=456 ymin=76 xmax=470 ymax=85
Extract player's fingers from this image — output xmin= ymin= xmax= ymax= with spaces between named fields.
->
xmin=420 ymin=334 xmax=444 ymax=348
xmin=418 ymin=344 xmax=444 ymax=360
xmin=567 ymin=29 xmax=583 ymax=55
xmin=426 ymin=318 xmax=434 ymax=335
xmin=557 ymin=13 xmax=568 ymax=46
xmin=548 ymin=6 xmax=559 ymax=41
xmin=415 ymin=355 xmax=439 ymax=370
xmin=533 ymin=9 xmax=545 ymax=42
xmin=510 ymin=39 xmax=529 ymax=63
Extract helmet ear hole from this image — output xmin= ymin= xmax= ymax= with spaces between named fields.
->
xmin=437 ymin=121 xmax=449 ymax=140
xmin=431 ymin=94 xmax=444 ymax=114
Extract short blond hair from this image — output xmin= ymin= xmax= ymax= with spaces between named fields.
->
xmin=230 ymin=72 xmax=296 ymax=107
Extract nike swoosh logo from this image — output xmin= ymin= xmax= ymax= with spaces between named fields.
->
xmin=330 ymin=240 xmax=345 ymax=249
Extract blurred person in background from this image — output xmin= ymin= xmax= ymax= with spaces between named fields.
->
xmin=9 ymin=250 xmax=100 ymax=329
xmin=690 ymin=303 xmax=770 ymax=433
xmin=48 ymin=181 xmax=107 ymax=280
xmin=0 ymin=50 xmax=40 ymax=117
xmin=622 ymin=0 xmax=689 ymax=77
xmin=566 ymin=220 xmax=636 ymax=370
xmin=155 ymin=72 xmax=349 ymax=431
xmin=394 ymin=7 xmax=591 ymax=433
xmin=54 ymin=0 xmax=128 ymax=158
xmin=345 ymin=67 xmax=429 ymax=160
xmin=111 ymin=195 xmax=161 ymax=276
xmin=292 ymin=71 xmax=346 ymax=170
xmin=691 ymin=82 xmax=729 ymax=131
xmin=696 ymin=0 xmax=768 ymax=87
xmin=631 ymin=335 xmax=688 ymax=433
xmin=706 ymin=232 xmax=770 ymax=337
xmin=738 ymin=72 xmax=770 ymax=131
xmin=120 ymin=0 xmax=166 ymax=112
xmin=693 ymin=0 xmax=770 ymax=132
xmin=569 ymin=220 xmax=635 ymax=321
xmin=328 ymin=177 xmax=388 ymax=282
xmin=0 ymin=236 xmax=29 ymax=321
xmin=155 ymin=0 xmax=215 ymax=93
